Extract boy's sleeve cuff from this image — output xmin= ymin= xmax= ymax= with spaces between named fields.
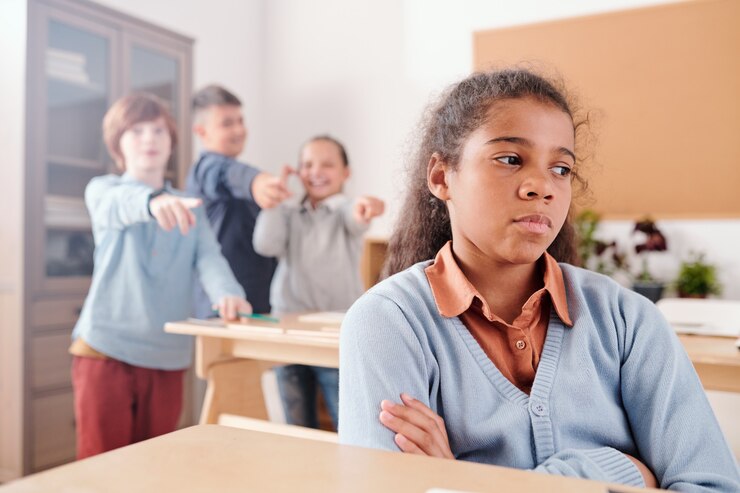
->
xmin=147 ymin=188 xmax=167 ymax=217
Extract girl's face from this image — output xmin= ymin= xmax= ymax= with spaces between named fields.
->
xmin=119 ymin=117 xmax=172 ymax=177
xmin=299 ymin=140 xmax=349 ymax=204
xmin=433 ymin=97 xmax=575 ymax=266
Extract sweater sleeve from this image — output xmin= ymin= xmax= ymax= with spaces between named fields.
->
xmin=340 ymin=198 xmax=370 ymax=237
xmin=617 ymin=290 xmax=740 ymax=492
xmin=252 ymin=205 xmax=290 ymax=258
xmin=85 ymin=175 xmax=153 ymax=231
xmin=193 ymin=207 xmax=246 ymax=304
xmin=338 ymin=292 xmax=433 ymax=451
xmin=533 ymin=447 xmax=644 ymax=487
xmin=197 ymin=155 xmax=261 ymax=204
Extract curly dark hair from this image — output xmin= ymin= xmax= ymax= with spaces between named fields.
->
xmin=382 ymin=68 xmax=590 ymax=278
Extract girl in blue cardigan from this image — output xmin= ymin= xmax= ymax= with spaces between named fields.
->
xmin=338 ymin=69 xmax=739 ymax=491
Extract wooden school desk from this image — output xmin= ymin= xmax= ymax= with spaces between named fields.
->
xmin=0 ymin=424 xmax=655 ymax=493
xmin=165 ymin=319 xmax=740 ymax=424
xmin=166 ymin=314 xmax=341 ymax=424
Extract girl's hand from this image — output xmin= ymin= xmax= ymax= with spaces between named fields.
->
xmin=379 ymin=393 xmax=454 ymax=459
xmin=213 ymin=296 xmax=252 ymax=321
xmin=252 ymin=165 xmax=294 ymax=209
xmin=149 ymin=194 xmax=202 ymax=235
xmin=353 ymin=196 xmax=385 ymax=224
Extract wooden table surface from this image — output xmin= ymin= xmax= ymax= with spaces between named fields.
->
xmin=0 ymin=425 xmax=655 ymax=493
xmin=676 ymin=334 xmax=740 ymax=393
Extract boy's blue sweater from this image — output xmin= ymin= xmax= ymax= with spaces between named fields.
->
xmin=72 ymin=173 xmax=244 ymax=369
xmin=186 ymin=151 xmax=277 ymax=315
xmin=339 ymin=261 xmax=740 ymax=491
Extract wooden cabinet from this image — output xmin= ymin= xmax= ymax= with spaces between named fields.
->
xmin=18 ymin=0 xmax=194 ymax=475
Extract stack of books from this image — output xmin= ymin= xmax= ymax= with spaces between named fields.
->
xmin=46 ymin=47 xmax=91 ymax=86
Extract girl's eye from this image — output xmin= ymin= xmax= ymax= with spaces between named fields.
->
xmin=495 ymin=155 xmax=521 ymax=165
xmin=552 ymin=165 xmax=572 ymax=177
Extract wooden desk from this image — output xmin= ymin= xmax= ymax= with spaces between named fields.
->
xmin=0 ymin=424 xmax=654 ymax=493
xmin=166 ymin=315 xmax=340 ymax=424
xmin=677 ymin=334 xmax=740 ymax=393
xmin=166 ymin=319 xmax=740 ymax=424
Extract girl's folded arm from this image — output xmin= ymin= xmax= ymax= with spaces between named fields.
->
xmin=618 ymin=290 xmax=740 ymax=492
xmin=338 ymin=292 xmax=430 ymax=451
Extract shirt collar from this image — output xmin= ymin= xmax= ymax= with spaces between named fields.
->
xmin=301 ymin=193 xmax=347 ymax=212
xmin=424 ymin=241 xmax=572 ymax=326
xmin=120 ymin=172 xmax=172 ymax=192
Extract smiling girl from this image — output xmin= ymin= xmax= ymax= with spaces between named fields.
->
xmin=338 ymin=69 xmax=739 ymax=491
xmin=253 ymin=135 xmax=384 ymax=430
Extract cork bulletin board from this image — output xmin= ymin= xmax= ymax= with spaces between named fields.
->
xmin=473 ymin=0 xmax=740 ymax=218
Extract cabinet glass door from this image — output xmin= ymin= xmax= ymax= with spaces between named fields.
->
xmin=47 ymin=20 xmax=109 ymax=169
xmin=130 ymin=45 xmax=180 ymax=181
xmin=40 ymin=16 xmax=113 ymax=286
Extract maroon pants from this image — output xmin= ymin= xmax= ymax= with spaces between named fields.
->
xmin=72 ymin=356 xmax=185 ymax=459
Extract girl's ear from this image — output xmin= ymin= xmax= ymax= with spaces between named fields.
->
xmin=427 ymin=152 xmax=451 ymax=201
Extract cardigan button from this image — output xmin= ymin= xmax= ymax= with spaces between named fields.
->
xmin=530 ymin=401 xmax=548 ymax=417
xmin=515 ymin=340 xmax=526 ymax=350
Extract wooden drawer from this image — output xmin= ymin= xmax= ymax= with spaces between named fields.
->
xmin=30 ymin=332 xmax=73 ymax=391
xmin=30 ymin=297 xmax=84 ymax=330
xmin=32 ymin=391 xmax=76 ymax=471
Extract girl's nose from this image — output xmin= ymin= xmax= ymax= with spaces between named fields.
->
xmin=518 ymin=169 xmax=553 ymax=201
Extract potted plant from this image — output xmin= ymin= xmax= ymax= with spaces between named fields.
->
xmin=631 ymin=216 xmax=668 ymax=302
xmin=574 ymin=209 xmax=627 ymax=276
xmin=674 ymin=252 xmax=722 ymax=298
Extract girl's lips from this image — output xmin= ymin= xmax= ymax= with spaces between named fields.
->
xmin=513 ymin=214 xmax=552 ymax=234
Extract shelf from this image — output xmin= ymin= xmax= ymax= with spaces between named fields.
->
xmin=46 ymin=72 xmax=103 ymax=94
xmin=44 ymin=195 xmax=91 ymax=229
xmin=47 ymin=154 xmax=106 ymax=170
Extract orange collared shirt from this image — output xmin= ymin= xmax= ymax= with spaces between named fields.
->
xmin=425 ymin=241 xmax=572 ymax=394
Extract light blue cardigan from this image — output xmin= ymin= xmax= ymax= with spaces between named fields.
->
xmin=338 ymin=261 xmax=740 ymax=491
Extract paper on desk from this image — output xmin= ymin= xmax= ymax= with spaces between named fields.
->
xmin=298 ymin=311 xmax=345 ymax=324
xmin=672 ymin=323 xmax=740 ymax=337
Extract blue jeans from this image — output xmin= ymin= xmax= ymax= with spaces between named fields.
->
xmin=274 ymin=365 xmax=338 ymax=430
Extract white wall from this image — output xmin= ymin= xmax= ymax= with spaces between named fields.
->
xmin=94 ymin=0 xmax=269 ymax=167
xmin=0 ymin=0 xmax=27 ymax=480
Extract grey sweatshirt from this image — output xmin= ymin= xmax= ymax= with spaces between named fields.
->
xmin=252 ymin=194 xmax=368 ymax=315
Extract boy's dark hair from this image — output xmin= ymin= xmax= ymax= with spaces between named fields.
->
xmin=192 ymin=85 xmax=242 ymax=121
xmin=302 ymin=135 xmax=350 ymax=167
xmin=383 ymin=68 xmax=589 ymax=278
xmin=103 ymin=93 xmax=177 ymax=171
